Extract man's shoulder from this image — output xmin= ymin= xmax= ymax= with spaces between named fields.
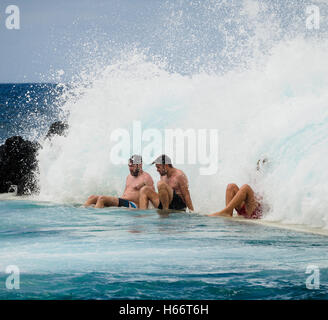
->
xmin=142 ymin=171 xmax=154 ymax=180
xmin=174 ymin=168 xmax=187 ymax=178
xmin=173 ymin=169 xmax=188 ymax=183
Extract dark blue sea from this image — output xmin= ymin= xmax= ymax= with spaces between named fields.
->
xmin=0 ymin=83 xmax=63 ymax=144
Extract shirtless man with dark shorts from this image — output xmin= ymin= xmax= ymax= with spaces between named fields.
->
xmin=139 ymin=155 xmax=194 ymax=212
xmin=84 ymin=155 xmax=154 ymax=209
xmin=208 ymin=183 xmax=262 ymax=219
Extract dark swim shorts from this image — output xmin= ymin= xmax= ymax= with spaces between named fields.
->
xmin=118 ymin=198 xmax=137 ymax=208
xmin=158 ymin=191 xmax=186 ymax=211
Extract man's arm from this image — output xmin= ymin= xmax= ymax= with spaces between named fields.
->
xmin=145 ymin=173 xmax=155 ymax=191
xmin=134 ymin=173 xmax=154 ymax=190
xmin=123 ymin=176 xmax=130 ymax=192
xmin=121 ymin=176 xmax=130 ymax=197
xmin=178 ymin=175 xmax=194 ymax=211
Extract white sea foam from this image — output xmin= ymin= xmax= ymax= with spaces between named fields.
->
xmin=36 ymin=1 xmax=328 ymax=229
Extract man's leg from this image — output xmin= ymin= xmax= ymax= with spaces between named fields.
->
xmin=206 ymin=184 xmax=240 ymax=216
xmin=95 ymin=196 xmax=119 ymax=208
xmin=225 ymin=183 xmax=245 ymax=211
xmin=225 ymin=184 xmax=238 ymax=206
xmin=139 ymin=186 xmax=160 ymax=209
xmin=84 ymin=195 xmax=99 ymax=207
xmin=209 ymin=184 xmax=257 ymax=217
xmin=242 ymin=185 xmax=258 ymax=216
xmin=157 ymin=181 xmax=174 ymax=210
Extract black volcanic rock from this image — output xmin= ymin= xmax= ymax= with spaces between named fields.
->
xmin=0 ymin=136 xmax=40 ymax=195
xmin=0 ymin=121 xmax=69 ymax=195
xmin=45 ymin=121 xmax=68 ymax=139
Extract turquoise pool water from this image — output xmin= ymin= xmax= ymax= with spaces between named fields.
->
xmin=0 ymin=200 xmax=327 ymax=300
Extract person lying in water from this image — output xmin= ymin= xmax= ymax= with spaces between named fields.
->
xmin=208 ymin=183 xmax=262 ymax=219
xmin=138 ymin=154 xmax=194 ymax=212
xmin=84 ymin=155 xmax=155 ymax=209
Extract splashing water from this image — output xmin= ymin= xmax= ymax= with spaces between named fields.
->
xmin=35 ymin=0 xmax=328 ymax=230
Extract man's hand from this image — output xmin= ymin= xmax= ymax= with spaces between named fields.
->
xmin=134 ymin=181 xmax=146 ymax=190
xmin=176 ymin=175 xmax=194 ymax=212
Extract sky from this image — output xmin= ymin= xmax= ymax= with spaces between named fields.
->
xmin=0 ymin=0 xmax=327 ymax=83
xmin=0 ymin=0 xmax=164 ymax=83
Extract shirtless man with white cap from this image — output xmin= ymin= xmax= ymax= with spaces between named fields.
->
xmin=84 ymin=155 xmax=154 ymax=209
xmin=139 ymin=154 xmax=194 ymax=212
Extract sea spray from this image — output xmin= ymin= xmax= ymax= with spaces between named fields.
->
xmin=36 ymin=0 xmax=328 ymax=230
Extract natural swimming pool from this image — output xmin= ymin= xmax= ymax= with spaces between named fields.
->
xmin=0 ymin=200 xmax=327 ymax=300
